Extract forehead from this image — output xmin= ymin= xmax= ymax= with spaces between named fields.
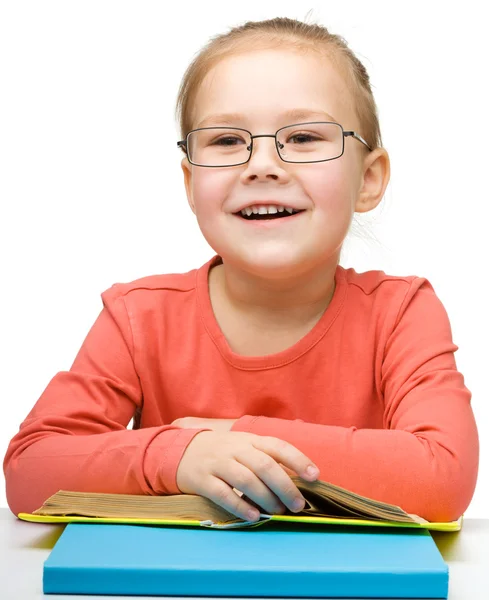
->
xmin=192 ymin=48 xmax=356 ymax=130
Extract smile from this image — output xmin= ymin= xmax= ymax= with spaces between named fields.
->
xmin=233 ymin=209 xmax=306 ymax=227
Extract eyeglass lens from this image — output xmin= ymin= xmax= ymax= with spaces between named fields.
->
xmin=186 ymin=122 xmax=343 ymax=166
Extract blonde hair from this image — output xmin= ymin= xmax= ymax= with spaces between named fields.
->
xmin=175 ymin=16 xmax=383 ymax=151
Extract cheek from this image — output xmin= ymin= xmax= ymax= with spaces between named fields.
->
xmin=304 ymin=163 xmax=354 ymax=213
xmin=191 ymin=170 xmax=233 ymax=217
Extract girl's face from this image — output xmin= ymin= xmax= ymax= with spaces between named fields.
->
xmin=181 ymin=48 xmax=375 ymax=278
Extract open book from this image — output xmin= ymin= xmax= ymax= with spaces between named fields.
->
xmin=19 ymin=476 xmax=462 ymax=532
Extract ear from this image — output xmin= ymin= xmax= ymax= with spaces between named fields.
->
xmin=354 ymin=147 xmax=390 ymax=214
xmin=181 ymin=156 xmax=196 ymax=214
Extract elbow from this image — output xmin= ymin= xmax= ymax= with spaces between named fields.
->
xmin=421 ymin=493 xmax=469 ymax=524
xmin=4 ymin=443 xmax=57 ymax=516
xmin=422 ymin=490 xmax=474 ymax=524
xmin=4 ymin=460 xmax=42 ymax=516
xmin=5 ymin=471 xmax=29 ymax=516
xmin=3 ymin=427 xmax=71 ymax=516
xmin=417 ymin=451 xmax=479 ymax=523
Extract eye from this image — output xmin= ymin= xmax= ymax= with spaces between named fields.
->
xmin=288 ymin=133 xmax=321 ymax=144
xmin=211 ymin=136 xmax=245 ymax=146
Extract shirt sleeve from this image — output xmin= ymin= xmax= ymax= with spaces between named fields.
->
xmin=231 ymin=278 xmax=479 ymax=523
xmin=3 ymin=285 xmax=208 ymax=516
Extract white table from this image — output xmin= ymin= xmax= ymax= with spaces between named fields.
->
xmin=1 ymin=509 xmax=487 ymax=599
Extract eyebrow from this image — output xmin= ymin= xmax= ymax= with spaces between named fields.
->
xmin=195 ymin=108 xmax=339 ymax=129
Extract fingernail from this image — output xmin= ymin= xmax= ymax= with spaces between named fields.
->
xmin=306 ymin=465 xmax=319 ymax=478
xmin=293 ymin=497 xmax=305 ymax=511
xmin=247 ymin=509 xmax=260 ymax=521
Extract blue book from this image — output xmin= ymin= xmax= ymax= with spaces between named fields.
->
xmin=43 ymin=522 xmax=449 ymax=598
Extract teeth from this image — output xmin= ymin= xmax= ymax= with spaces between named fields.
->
xmin=240 ymin=204 xmax=298 ymax=217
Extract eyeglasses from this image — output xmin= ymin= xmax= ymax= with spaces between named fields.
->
xmin=177 ymin=121 xmax=372 ymax=167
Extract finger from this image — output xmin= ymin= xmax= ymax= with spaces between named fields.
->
xmin=236 ymin=446 xmax=307 ymax=513
xmin=279 ymin=462 xmax=297 ymax=477
xmin=215 ymin=461 xmax=286 ymax=515
xmin=254 ymin=436 xmax=320 ymax=482
xmin=203 ymin=476 xmax=264 ymax=522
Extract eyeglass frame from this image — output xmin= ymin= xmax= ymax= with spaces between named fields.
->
xmin=177 ymin=121 xmax=373 ymax=167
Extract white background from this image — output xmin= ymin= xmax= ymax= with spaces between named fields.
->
xmin=0 ymin=1 xmax=487 ymax=516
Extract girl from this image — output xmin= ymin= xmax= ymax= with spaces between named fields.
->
xmin=3 ymin=17 xmax=479 ymax=524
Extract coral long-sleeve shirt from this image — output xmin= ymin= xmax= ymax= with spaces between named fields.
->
xmin=4 ymin=254 xmax=479 ymax=521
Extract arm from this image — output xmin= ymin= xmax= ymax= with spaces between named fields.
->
xmin=3 ymin=286 xmax=209 ymax=516
xmin=231 ymin=279 xmax=479 ymax=523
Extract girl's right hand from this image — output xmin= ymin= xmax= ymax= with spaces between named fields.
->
xmin=175 ymin=430 xmax=319 ymax=521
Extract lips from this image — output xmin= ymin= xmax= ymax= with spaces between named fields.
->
xmin=234 ymin=209 xmax=306 ymax=226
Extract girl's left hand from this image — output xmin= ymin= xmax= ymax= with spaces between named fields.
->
xmin=171 ymin=417 xmax=238 ymax=433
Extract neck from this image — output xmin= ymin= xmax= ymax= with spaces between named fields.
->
xmin=212 ymin=255 xmax=338 ymax=327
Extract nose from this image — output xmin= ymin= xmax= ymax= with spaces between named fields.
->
xmin=240 ymin=135 xmax=290 ymax=182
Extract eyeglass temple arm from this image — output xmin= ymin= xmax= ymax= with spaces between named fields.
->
xmin=344 ymin=131 xmax=372 ymax=151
